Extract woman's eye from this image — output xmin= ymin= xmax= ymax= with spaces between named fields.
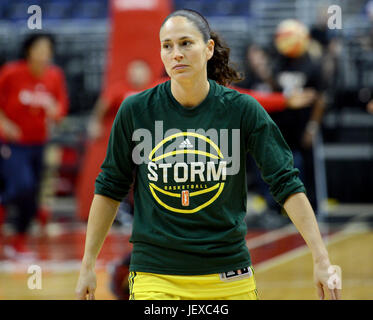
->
xmin=163 ymin=44 xmax=171 ymax=49
xmin=182 ymin=41 xmax=191 ymax=46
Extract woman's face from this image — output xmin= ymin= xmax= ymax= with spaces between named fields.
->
xmin=160 ymin=16 xmax=214 ymax=83
xmin=127 ymin=60 xmax=152 ymax=89
xmin=28 ymin=37 xmax=53 ymax=68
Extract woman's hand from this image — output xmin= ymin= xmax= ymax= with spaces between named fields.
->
xmin=75 ymin=264 xmax=97 ymax=300
xmin=313 ymin=259 xmax=342 ymax=300
xmin=42 ymin=95 xmax=60 ymax=121
xmin=286 ymin=88 xmax=317 ymax=110
xmin=75 ymin=195 xmax=120 ymax=300
xmin=87 ymin=116 xmax=104 ymax=140
xmin=0 ymin=117 xmax=22 ymax=142
xmin=367 ymin=100 xmax=373 ymax=114
xmin=301 ymin=120 xmax=319 ymax=149
xmin=283 ymin=193 xmax=342 ymax=300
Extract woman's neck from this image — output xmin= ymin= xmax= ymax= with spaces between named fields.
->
xmin=27 ymin=61 xmax=46 ymax=77
xmin=171 ymin=77 xmax=210 ymax=108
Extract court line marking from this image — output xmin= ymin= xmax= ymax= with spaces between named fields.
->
xmin=1 ymin=216 xmax=369 ymax=273
xmin=0 ymin=225 xmax=295 ymax=273
xmin=256 ymin=278 xmax=373 ymax=288
xmin=0 ymin=259 xmax=108 ymax=273
xmin=246 ymin=224 xmax=297 ymax=250
xmin=254 ymin=222 xmax=371 ymax=273
xmin=254 ymin=209 xmax=373 ymax=272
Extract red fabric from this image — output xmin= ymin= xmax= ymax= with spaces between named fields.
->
xmin=101 ymin=76 xmax=170 ymax=120
xmin=76 ymin=85 xmax=139 ymax=221
xmin=231 ymin=86 xmax=287 ymax=113
xmin=101 ymin=83 xmax=141 ymax=120
xmin=11 ymin=233 xmax=28 ymax=252
xmin=0 ymin=60 xmax=69 ymax=144
xmin=36 ymin=207 xmax=51 ymax=227
xmin=104 ymin=0 xmax=172 ymax=89
xmin=0 ymin=204 xmax=5 ymax=227
xmin=101 ymin=82 xmax=287 ymax=114
xmin=76 ymin=77 xmax=169 ymax=220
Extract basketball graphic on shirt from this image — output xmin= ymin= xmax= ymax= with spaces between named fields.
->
xmin=147 ymin=132 xmax=226 ymax=214
xmin=275 ymin=19 xmax=310 ymax=58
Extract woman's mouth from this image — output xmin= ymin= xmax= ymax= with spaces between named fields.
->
xmin=173 ymin=64 xmax=188 ymax=70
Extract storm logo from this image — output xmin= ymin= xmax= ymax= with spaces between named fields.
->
xmin=147 ymin=132 xmax=226 ymax=214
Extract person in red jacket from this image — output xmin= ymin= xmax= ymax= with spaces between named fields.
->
xmin=76 ymin=60 xmax=154 ymax=222
xmin=0 ymin=33 xmax=69 ymax=259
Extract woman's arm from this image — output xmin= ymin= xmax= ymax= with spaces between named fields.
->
xmin=232 ymin=86 xmax=316 ymax=113
xmin=87 ymin=97 xmax=109 ymax=140
xmin=302 ymin=93 xmax=326 ymax=149
xmin=367 ymin=99 xmax=373 ymax=114
xmin=283 ymin=192 xmax=342 ymax=300
xmin=0 ymin=109 xmax=21 ymax=141
xmin=244 ymin=98 xmax=341 ymax=299
xmin=75 ymin=194 xmax=120 ymax=300
xmin=232 ymin=86 xmax=287 ymax=112
xmin=53 ymin=68 xmax=69 ymax=122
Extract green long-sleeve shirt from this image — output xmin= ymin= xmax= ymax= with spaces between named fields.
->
xmin=95 ymin=79 xmax=306 ymax=275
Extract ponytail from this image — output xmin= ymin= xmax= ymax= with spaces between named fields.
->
xmin=207 ymin=31 xmax=243 ymax=86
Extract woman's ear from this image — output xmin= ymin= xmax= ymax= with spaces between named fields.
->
xmin=206 ymin=39 xmax=214 ymax=61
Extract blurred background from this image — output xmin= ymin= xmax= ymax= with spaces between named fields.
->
xmin=0 ymin=0 xmax=372 ymax=300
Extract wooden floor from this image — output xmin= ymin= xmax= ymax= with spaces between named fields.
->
xmin=255 ymin=227 xmax=373 ymax=300
xmin=0 ymin=220 xmax=372 ymax=300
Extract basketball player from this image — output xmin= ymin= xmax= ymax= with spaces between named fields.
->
xmin=76 ymin=9 xmax=341 ymax=300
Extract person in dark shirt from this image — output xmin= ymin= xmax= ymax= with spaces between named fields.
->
xmin=269 ymin=20 xmax=327 ymax=215
xmin=236 ymin=42 xmax=318 ymax=225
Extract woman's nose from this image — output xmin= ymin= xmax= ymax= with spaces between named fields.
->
xmin=173 ymin=47 xmax=183 ymax=61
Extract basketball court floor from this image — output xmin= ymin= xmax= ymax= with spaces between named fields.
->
xmin=0 ymin=208 xmax=372 ymax=300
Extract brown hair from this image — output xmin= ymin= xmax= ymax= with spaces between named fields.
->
xmin=161 ymin=9 xmax=243 ymax=86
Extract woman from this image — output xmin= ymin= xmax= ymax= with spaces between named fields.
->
xmin=76 ymin=59 xmax=154 ymax=222
xmin=0 ymin=33 xmax=68 ymax=258
xmin=76 ymin=9 xmax=341 ymax=300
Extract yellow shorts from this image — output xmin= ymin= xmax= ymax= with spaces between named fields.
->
xmin=128 ymin=266 xmax=258 ymax=300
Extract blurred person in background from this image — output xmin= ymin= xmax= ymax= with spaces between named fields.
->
xmin=358 ymin=0 xmax=373 ymax=52
xmin=87 ymin=60 xmax=154 ymax=141
xmin=361 ymin=1 xmax=373 ymax=115
xmin=0 ymin=53 xmax=6 ymax=229
xmin=0 ymin=32 xmax=69 ymax=259
xmin=76 ymin=59 xmax=156 ymax=224
xmin=236 ymin=42 xmax=317 ymax=227
xmin=236 ymin=43 xmax=275 ymax=92
xmin=309 ymin=5 xmax=342 ymax=91
xmin=235 ymin=43 xmax=317 ymax=112
xmin=367 ymin=100 xmax=373 ymax=114
xmin=269 ymin=19 xmax=327 ymax=214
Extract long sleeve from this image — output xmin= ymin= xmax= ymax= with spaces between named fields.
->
xmin=94 ymin=98 xmax=136 ymax=201
xmin=0 ymin=65 xmax=11 ymax=112
xmin=243 ymin=95 xmax=306 ymax=205
xmin=53 ymin=67 xmax=69 ymax=121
